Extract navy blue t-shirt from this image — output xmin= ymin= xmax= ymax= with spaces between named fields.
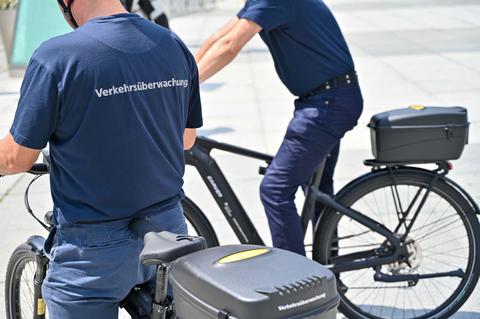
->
xmin=10 ymin=13 xmax=202 ymax=223
xmin=238 ymin=0 xmax=355 ymax=97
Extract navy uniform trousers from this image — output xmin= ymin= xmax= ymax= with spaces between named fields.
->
xmin=42 ymin=203 xmax=187 ymax=319
xmin=260 ymin=82 xmax=363 ymax=256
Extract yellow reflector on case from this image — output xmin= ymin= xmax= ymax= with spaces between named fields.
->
xmin=409 ymin=105 xmax=426 ymax=111
xmin=37 ymin=298 xmax=46 ymax=315
xmin=218 ymin=248 xmax=270 ymax=264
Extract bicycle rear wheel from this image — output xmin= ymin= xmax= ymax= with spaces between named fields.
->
xmin=313 ymin=168 xmax=480 ymax=319
xmin=5 ymin=243 xmax=41 ymax=319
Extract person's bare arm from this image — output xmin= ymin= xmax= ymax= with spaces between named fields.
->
xmin=196 ymin=18 xmax=239 ymax=62
xmin=184 ymin=128 xmax=197 ymax=150
xmin=196 ymin=19 xmax=262 ymax=83
xmin=0 ymin=133 xmax=41 ymax=175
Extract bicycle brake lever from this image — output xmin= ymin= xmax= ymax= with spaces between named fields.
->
xmin=259 ymin=166 xmax=267 ymax=175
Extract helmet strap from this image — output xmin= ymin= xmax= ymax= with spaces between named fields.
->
xmin=57 ymin=0 xmax=79 ymax=29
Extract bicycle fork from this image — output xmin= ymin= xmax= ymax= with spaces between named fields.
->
xmin=33 ymin=250 xmax=49 ymax=319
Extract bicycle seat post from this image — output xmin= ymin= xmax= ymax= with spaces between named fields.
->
xmin=152 ymin=264 xmax=170 ymax=319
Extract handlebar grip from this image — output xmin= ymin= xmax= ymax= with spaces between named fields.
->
xmin=28 ymin=163 xmax=49 ymax=175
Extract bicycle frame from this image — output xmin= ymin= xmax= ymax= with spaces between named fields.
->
xmin=186 ymin=136 xmax=479 ymax=277
xmin=9 ymin=135 xmax=477 ymax=319
xmin=186 ymin=137 xmax=406 ymax=272
xmin=185 ymin=136 xmax=272 ymax=245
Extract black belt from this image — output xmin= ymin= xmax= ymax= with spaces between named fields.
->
xmin=301 ymin=71 xmax=358 ymax=98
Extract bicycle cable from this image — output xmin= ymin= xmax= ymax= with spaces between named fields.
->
xmin=24 ymin=174 xmax=51 ymax=231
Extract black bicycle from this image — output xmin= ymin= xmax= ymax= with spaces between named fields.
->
xmin=177 ymin=106 xmax=480 ymax=319
xmin=3 ymin=154 xmax=217 ymax=319
xmin=4 ymin=158 xmax=336 ymax=319
xmin=5 ymin=106 xmax=480 ymax=319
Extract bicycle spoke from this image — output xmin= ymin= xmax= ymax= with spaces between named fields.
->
xmin=336 ymin=223 xmax=379 ymax=246
xmin=367 ymin=282 xmax=383 ymax=315
xmin=415 ymin=220 xmax=464 ymax=243
xmin=412 ymin=287 xmax=427 ymax=316
xmin=421 ymin=236 xmax=468 ymax=251
xmin=406 ymin=282 xmax=415 ymax=318
xmin=21 ymin=271 xmax=34 ymax=301
xmin=336 ymin=229 xmax=371 ymax=241
xmin=336 ymin=222 xmax=382 ymax=251
xmin=315 ymin=172 xmax=479 ymax=319
xmin=423 ymin=255 xmax=465 ymax=271
xmin=379 ymin=283 xmax=387 ymax=317
xmin=424 ymin=246 xmax=468 ymax=255
xmin=357 ymin=281 xmax=380 ymax=308
xmin=422 ymin=250 xmax=468 ymax=260
xmin=391 ymin=285 xmax=401 ymax=319
xmin=408 ymin=195 xmax=448 ymax=241
xmin=409 ymin=213 xmax=458 ymax=235
xmin=366 ymin=190 xmax=384 ymax=225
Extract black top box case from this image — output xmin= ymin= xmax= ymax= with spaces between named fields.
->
xmin=369 ymin=106 xmax=469 ymax=163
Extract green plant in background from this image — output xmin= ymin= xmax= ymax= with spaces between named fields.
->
xmin=0 ymin=0 xmax=18 ymax=10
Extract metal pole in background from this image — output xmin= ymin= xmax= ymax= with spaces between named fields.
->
xmin=0 ymin=0 xmax=18 ymax=66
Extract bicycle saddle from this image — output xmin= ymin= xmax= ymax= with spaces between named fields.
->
xmin=140 ymin=231 xmax=207 ymax=266
xmin=130 ymin=218 xmax=206 ymax=265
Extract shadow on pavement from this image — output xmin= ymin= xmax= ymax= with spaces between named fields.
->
xmin=349 ymin=305 xmax=480 ymax=318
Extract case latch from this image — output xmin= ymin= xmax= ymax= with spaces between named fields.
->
xmin=445 ymin=126 xmax=454 ymax=140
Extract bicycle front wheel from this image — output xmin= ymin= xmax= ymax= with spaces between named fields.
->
xmin=313 ymin=168 xmax=480 ymax=319
xmin=5 ymin=243 xmax=41 ymax=319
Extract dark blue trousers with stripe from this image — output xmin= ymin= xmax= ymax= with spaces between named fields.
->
xmin=260 ymin=83 xmax=363 ymax=256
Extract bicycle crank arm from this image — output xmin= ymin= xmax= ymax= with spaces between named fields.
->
xmin=374 ymin=268 xmax=465 ymax=283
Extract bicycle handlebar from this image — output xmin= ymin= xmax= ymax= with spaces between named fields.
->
xmin=28 ymin=163 xmax=49 ymax=175
xmin=0 ymin=163 xmax=48 ymax=178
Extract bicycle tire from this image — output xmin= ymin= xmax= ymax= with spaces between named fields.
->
xmin=5 ymin=243 xmax=38 ymax=319
xmin=313 ymin=168 xmax=480 ymax=319
xmin=182 ymin=196 xmax=220 ymax=247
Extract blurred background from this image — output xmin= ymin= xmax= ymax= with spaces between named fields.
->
xmin=1 ymin=0 xmax=479 ymax=318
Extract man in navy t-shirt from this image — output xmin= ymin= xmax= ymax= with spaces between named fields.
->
xmin=196 ymin=0 xmax=363 ymax=255
xmin=0 ymin=0 xmax=201 ymax=317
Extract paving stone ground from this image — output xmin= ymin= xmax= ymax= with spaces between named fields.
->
xmin=1 ymin=0 xmax=479 ymax=318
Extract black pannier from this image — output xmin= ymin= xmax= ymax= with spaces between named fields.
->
xmin=170 ymin=245 xmax=339 ymax=319
xmin=368 ymin=106 xmax=469 ymax=163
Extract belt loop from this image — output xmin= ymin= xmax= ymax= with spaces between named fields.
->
xmin=300 ymin=71 xmax=357 ymax=99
